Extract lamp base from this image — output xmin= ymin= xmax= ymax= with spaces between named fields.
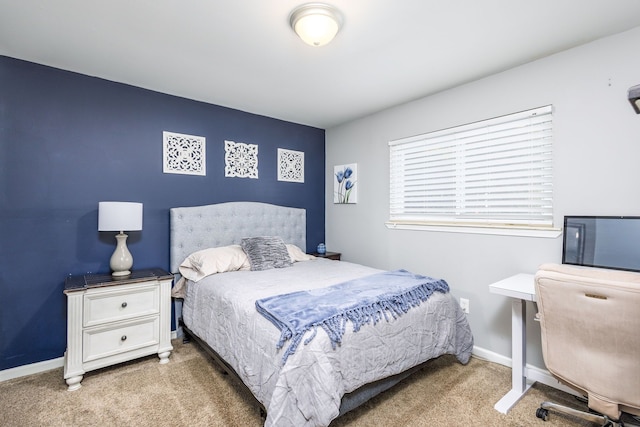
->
xmin=111 ymin=270 xmax=131 ymax=277
xmin=110 ymin=232 xmax=134 ymax=276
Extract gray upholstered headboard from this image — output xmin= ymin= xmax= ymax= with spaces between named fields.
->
xmin=170 ymin=201 xmax=306 ymax=274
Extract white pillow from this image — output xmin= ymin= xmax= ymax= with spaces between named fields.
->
xmin=286 ymin=244 xmax=316 ymax=262
xmin=178 ymin=245 xmax=250 ymax=282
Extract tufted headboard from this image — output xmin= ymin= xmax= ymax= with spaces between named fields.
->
xmin=170 ymin=201 xmax=306 ymax=274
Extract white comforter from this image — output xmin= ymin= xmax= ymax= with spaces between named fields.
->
xmin=182 ymin=259 xmax=473 ymax=427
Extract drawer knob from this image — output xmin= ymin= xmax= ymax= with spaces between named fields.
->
xmin=121 ymin=335 xmax=127 ymax=341
xmin=121 ymin=302 xmax=128 ymax=308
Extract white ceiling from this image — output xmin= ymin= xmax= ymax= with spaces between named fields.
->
xmin=2 ymin=1 xmax=640 ymax=129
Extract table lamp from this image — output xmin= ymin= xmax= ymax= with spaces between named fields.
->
xmin=98 ymin=201 xmax=143 ymax=276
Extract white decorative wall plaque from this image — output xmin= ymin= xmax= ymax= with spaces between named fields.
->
xmin=277 ymin=148 xmax=304 ymax=183
xmin=224 ymin=140 xmax=258 ymax=179
xmin=163 ymin=131 xmax=206 ymax=176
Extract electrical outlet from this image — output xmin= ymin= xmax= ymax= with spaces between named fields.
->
xmin=460 ymin=298 xmax=470 ymax=314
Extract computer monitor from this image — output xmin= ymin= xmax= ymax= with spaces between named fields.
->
xmin=563 ymin=216 xmax=640 ymax=273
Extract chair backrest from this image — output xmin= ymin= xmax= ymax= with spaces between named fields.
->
xmin=535 ymin=263 xmax=640 ymax=420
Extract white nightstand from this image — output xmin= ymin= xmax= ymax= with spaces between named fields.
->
xmin=63 ymin=268 xmax=174 ymax=391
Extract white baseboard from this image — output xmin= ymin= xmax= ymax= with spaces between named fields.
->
xmin=471 ymin=345 xmax=579 ymax=397
xmin=1 ymin=337 xmax=576 ymax=397
xmin=472 ymin=345 xmax=512 ymax=367
xmin=0 ymin=330 xmax=180 ymax=383
xmin=0 ymin=356 xmax=65 ymax=382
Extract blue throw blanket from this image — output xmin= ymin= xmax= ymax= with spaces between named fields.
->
xmin=255 ymin=269 xmax=450 ymax=364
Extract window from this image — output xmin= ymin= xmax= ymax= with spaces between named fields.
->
xmin=388 ymin=105 xmax=554 ymax=235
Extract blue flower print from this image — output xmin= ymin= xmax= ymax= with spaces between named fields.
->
xmin=335 ymin=165 xmax=356 ymax=203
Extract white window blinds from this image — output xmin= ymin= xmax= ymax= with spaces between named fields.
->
xmin=389 ymin=105 xmax=553 ymax=229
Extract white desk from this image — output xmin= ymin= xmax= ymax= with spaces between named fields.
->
xmin=489 ymin=273 xmax=536 ymax=414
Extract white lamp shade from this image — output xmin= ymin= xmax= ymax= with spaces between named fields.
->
xmin=290 ymin=3 xmax=342 ymax=47
xmin=98 ymin=202 xmax=143 ymax=232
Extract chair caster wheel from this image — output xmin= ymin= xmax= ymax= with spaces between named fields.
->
xmin=536 ymin=407 xmax=549 ymax=421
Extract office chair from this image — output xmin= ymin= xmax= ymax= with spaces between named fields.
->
xmin=534 ymin=263 xmax=640 ymax=427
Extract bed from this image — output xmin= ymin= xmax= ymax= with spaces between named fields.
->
xmin=170 ymin=201 xmax=473 ymax=427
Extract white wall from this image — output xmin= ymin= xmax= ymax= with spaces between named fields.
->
xmin=325 ymin=27 xmax=640 ymax=369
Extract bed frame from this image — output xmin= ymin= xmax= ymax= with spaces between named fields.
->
xmin=169 ymin=201 xmax=428 ymax=419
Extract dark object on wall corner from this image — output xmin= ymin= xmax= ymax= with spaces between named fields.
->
xmin=628 ymin=84 xmax=640 ymax=114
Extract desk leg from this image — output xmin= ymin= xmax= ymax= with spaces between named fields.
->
xmin=494 ymin=298 xmax=534 ymax=413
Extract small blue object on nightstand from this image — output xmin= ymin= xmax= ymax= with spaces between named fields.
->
xmin=316 ymin=243 xmax=326 ymax=254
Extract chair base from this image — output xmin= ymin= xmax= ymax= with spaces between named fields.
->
xmin=536 ymin=401 xmax=640 ymax=427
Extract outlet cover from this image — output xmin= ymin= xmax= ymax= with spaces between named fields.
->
xmin=460 ymin=298 xmax=470 ymax=314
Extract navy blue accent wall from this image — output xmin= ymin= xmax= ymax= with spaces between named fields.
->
xmin=0 ymin=56 xmax=325 ymax=370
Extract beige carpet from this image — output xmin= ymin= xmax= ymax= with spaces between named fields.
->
xmin=0 ymin=339 xmax=603 ymax=427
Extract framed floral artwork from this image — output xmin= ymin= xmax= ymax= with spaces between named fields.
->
xmin=334 ymin=163 xmax=357 ymax=204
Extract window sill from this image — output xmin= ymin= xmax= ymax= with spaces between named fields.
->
xmin=384 ymin=222 xmax=562 ymax=238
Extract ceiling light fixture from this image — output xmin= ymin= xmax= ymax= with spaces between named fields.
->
xmin=289 ymin=3 xmax=342 ymax=47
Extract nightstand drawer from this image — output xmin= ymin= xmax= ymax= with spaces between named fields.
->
xmin=83 ymin=317 xmax=159 ymax=362
xmin=84 ymin=284 xmax=159 ymax=327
